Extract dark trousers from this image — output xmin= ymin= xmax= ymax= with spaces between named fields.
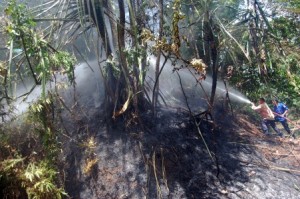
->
xmin=278 ymin=120 xmax=291 ymax=134
xmin=261 ymin=119 xmax=282 ymax=136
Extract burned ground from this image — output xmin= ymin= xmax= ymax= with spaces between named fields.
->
xmin=61 ymin=104 xmax=300 ymax=199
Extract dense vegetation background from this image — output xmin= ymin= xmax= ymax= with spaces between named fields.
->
xmin=0 ymin=0 xmax=299 ymax=198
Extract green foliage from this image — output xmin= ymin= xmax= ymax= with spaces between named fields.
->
xmin=230 ymin=65 xmax=261 ymax=100
xmin=2 ymin=157 xmax=24 ymax=172
xmin=272 ymin=17 xmax=299 ymax=44
xmin=104 ymin=55 xmax=120 ymax=79
xmin=24 ymin=161 xmax=67 ymax=199
xmin=50 ymin=51 xmax=76 ymax=84
xmin=231 ymin=53 xmax=300 ymax=108
xmin=124 ymin=46 xmax=147 ymax=81
xmin=3 ymin=0 xmax=76 ymax=99
xmin=222 ymin=0 xmax=300 ymax=109
xmin=277 ymin=0 xmax=300 ymax=13
xmin=4 ymin=0 xmax=36 ymax=37
xmin=27 ymin=96 xmax=61 ymax=161
xmin=0 ymin=94 xmax=67 ymax=198
xmin=0 ymin=158 xmax=67 ymax=199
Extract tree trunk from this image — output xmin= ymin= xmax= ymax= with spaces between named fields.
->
xmin=152 ymin=0 xmax=164 ymax=115
xmin=203 ymin=10 xmax=218 ymax=107
xmin=117 ymin=0 xmax=129 ymax=81
xmin=83 ymin=0 xmax=117 ymax=119
xmin=209 ymin=39 xmax=218 ymax=107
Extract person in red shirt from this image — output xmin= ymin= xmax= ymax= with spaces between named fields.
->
xmin=251 ymin=98 xmax=283 ymax=137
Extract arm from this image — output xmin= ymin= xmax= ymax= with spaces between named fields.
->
xmin=281 ymin=104 xmax=289 ymax=117
xmin=251 ymin=102 xmax=260 ymax=110
xmin=282 ymin=109 xmax=288 ymax=117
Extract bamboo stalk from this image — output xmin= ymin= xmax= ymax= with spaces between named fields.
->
xmin=161 ymin=148 xmax=169 ymax=193
xmin=152 ymin=151 xmax=162 ymax=199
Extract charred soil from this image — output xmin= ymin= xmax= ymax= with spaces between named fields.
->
xmin=62 ymin=106 xmax=300 ymax=199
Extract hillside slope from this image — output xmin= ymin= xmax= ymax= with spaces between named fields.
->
xmin=62 ymin=107 xmax=300 ymax=199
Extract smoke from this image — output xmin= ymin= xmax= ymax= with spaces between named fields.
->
xmin=146 ymin=55 xmax=250 ymax=112
xmin=3 ymin=60 xmax=105 ymax=118
xmin=59 ymin=60 xmax=105 ymax=113
xmin=4 ymin=54 xmax=250 ymax=119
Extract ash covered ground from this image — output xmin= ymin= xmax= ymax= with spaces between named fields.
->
xmin=60 ymin=104 xmax=300 ymax=199
xmin=57 ymin=60 xmax=300 ymax=198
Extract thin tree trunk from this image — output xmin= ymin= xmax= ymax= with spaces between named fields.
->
xmin=86 ymin=0 xmax=112 ymax=56
xmin=209 ymin=40 xmax=218 ymax=107
xmin=104 ymin=0 xmax=118 ymax=52
xmin=103 ymin=0 xmax=135 ymax=119
xmin=84 ymin=0 xmax=116 ymax=119
xmin=203 ymin=10 xmax=218 ymax=107
xmin=152 ymin=0 xmax=164 ymax=115
xmin=127 ymin=0 xmax=145 ymax=114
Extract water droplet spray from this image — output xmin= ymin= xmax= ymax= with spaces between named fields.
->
xmin=227 ymin=92 xmax=252 ymax=104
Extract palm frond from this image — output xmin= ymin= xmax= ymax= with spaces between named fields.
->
xmin=216 ymin=16 xmax=251 ymax=62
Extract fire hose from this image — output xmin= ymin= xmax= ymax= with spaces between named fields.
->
xmin=272 ymin=111 xmax=300 ymax=131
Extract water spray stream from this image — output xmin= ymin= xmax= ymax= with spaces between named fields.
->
xmin=147 ymin=55 xmax=252 ymax=110
xmin=229 ymin=93 xmax=251 ymax=104
xmin=215 ymin=86 xmax=251 ymax=104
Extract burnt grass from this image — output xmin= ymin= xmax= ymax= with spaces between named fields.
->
xmin=61 ymin=105 xmax=300 ymax=199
